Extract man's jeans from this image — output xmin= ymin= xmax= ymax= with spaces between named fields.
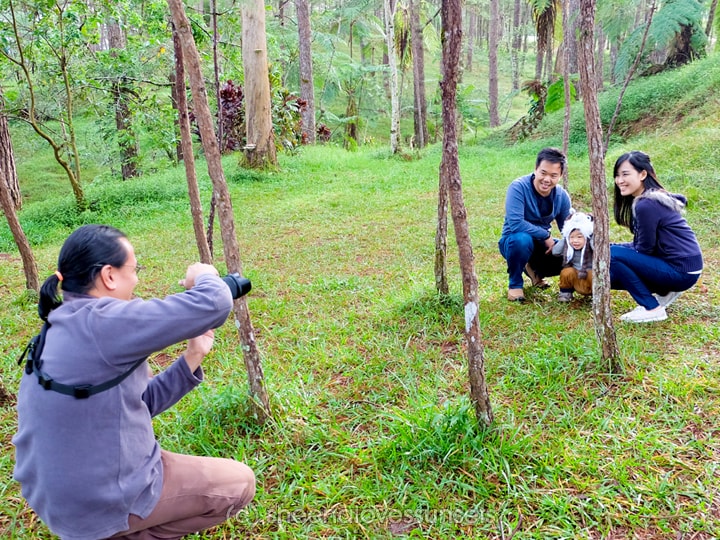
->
xmin=499 ymin=232 xmax=563 ymax=289
xmin=610 ymin=245 xmax=700 ymax=309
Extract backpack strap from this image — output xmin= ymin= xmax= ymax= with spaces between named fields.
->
xmin=18 ymin=322 xmax=147 ymax=399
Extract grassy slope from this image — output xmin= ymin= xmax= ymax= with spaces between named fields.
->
xmin=1 ymin=57 xmax=719 ymax=539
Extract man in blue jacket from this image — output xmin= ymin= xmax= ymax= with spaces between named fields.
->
xmin=498 ymin=147 xmax=573 ymax=301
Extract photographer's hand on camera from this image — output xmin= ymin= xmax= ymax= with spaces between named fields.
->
xmin=184 ymin=329 xmax=216 ymax=372
xmin=180 ymin=262 xmax=219 ymax=290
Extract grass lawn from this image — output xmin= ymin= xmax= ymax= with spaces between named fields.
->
xmin=1 ymin=63 xmax=720 ymax=539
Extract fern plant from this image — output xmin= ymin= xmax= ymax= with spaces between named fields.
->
xmin=613 ymin=0 xmax=706 ymax=81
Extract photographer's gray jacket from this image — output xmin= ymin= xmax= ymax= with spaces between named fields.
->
xmin=13 ymin=274 xmax=233 ymax=540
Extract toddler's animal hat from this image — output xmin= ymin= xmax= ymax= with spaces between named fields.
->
xmin=561 ymin=212 xmax=594 ymax=263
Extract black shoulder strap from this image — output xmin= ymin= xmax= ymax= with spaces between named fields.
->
xmin=18 ymin=322 xmax=147 ymax=400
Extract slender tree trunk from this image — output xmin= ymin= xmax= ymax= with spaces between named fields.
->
xmin=172 ymin=23 xmax=212 ymax=264
xmin=212 ymin=0 xmax=223 ymax=150
xmin=385 ymin=0 xmax=400 ymax=153
xmin=241 ymin=0 xmax=278 ymax=168
xmin=465 ymin=6 xmax=476 ymax=72
xmin=410 ymin=0 xmax=428 ymax=148
xmin=295 ymin=0 xmax=316 ymax=143
xmin=434 ymin=174 xmax=449 ymax=295
xmin=567 ymin=0 xmax=580 ymax=73
xmin=488 ymin=0 xmax=500 ymax=127
xmin=562 ymin=0 xmax=571 ymax=190
xmin=577 ymin=0 xmax=621 ymax=373
xmin=168 ymin=0 xmax=271 ymax=422
xmin=511 ymin=0 xmax=522 ymax=90
xmin=706 ymin=0 xmax=718 ymax=41
xmin=0 ymin=91 xmax=39 ymax=291
xmin=440 ymin=0 xmax=493 ymax=427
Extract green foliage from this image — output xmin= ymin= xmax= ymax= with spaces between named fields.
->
xmin=544 ymin=77 xmax=576 ymax=114
xmin=614 ymin=0 xmax=707 ymax=80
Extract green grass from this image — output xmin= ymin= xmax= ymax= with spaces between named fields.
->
xmin=2 ymin=58 xmax=720 ymax=539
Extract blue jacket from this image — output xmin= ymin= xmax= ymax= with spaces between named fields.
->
xmin=628 ymin=190 xmax=703 ymax=273
xmin=500 ymin=173 xmax=572 ymax=240
xmin=13 ymin=274 xmax=233 ymax=540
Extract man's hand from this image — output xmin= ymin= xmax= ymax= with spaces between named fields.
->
xmin=544 ymin=236 xmax=555 ymax=254
xmin=179 ymin=262 xmax=219 ymax=290
xmin=184 ymin=329 xmax=215 ymax=372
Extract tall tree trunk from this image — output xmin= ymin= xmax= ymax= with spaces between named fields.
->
xmin=511 ymin=0 xmax=522 ymax=90
xmin=167 ymin=0 xmax=272 ymax=423
xmin=241 ymin=0 xmax=278 ymax=168
xmin=410 ymin=0 xmax=428 ymax=148
xmin=577 ymin=0 xmax=621 ymax=373
xmin=465 ymin=6 xmax=476 ymax=72
xmin=384 ymin=0 xmax=400 ymax=153
xmin=172 ymin=23 xmax=212 ymax=264
xmin=434 ymin=174 xmax=449 ymax=295
xmin=706 ymin=0 xmax=718 ymax=41
xmin=488 ymin=0 xmax=500 ymax=127
xmin=0 ymin=90 xmax=39 ymax=291
xmin=567 ymin=0 xmax=580 ymax=73
xmin=561 ymin=0 xmax=571 ymax=190
xmin=212 ymin=0 xmax=223 ymax=151
xmin=107 ymin=21 xmax=138 ymax=180
xmin=295 ymin=0 xmax=316 ymax=143
xmin=440 ymin=0 xmax=493 ymax=427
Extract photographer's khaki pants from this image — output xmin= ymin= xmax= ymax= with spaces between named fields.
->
xmin=107 ymin=450 xmax=255 ymax=540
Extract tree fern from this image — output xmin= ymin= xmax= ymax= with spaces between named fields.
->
xmin=614 ymin=0 xmax=706 ymax=80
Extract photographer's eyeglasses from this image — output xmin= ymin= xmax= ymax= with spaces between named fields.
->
xmin=92 ymin=263 xmax=146 ymax=275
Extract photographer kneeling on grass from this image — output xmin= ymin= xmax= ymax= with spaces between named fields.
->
xmin=13 ymin=224 xmax=255 ymax=540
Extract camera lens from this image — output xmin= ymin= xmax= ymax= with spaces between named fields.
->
xmin=221 ymin=273 xmax=252 ymax=299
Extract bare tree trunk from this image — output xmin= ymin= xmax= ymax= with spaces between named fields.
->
xmin=107 ymin=21 xmax=138 ymax=180
xmin=172 ymin=23 xmax=212 ymax=264
xmin=168 ymin=0 xmax=271 ymax=422
xmin=511 ymin=0 xmax=522 ymax=90
xmin=706 ymin=0 xmax=718 ymax=41
xmin=410 ymin=0 xmax=428 ymax=148
xmin=577 ymin=0 xmax=621 ymax=373
xmin=212 ymin=0 xmax=223 ymax=150
xmin=440 ymin=0 xmax=493 ymax=427
xmin=0 ymin=90 xmax=39 ymax=291
xmin=435 ymin=171 xmax=449 ymax=295
xmin=465 ymin=6 xmax=476 ymax=72
xmin=384 ymin=0 xmax=400 ymax=153
xmin=567 ymin=0 xmax=580 ymax=73
xmin=488 ymin=0 xmax=500 ymax=127
xmin=562 ymin=0 xmax=571 ymax=190
xmin=295 ymin=0 xmax=316 ymax=143
xmin=241 ymin=0 xmax=278 ymax=168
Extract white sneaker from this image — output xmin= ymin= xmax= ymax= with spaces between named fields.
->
xmin=620 ymin=305 xmax=667 ymax=323
xmin=652 ymin=291 xmax=683 ymax=308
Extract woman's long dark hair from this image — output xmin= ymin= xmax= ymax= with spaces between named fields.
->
xmin=613 ymin=151 xmax=665 ymax=231
xmin=38 ymin=225 xmax=128 ymax=321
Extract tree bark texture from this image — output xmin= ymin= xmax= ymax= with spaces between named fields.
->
xmin=488 ymin=0 xmax=500 ymax=127
xmin=562 ymin=0 xmax=571 ymax=190
xmin=295 ymin=0 xmax=316 ymax=144
xmin=440 ymin=0 xmax=493 ymax=427
xmin=434 ymin=172 xmax=449 ymax=295
xmin=410 ymin=0 xmax=428 ymax=148
xmin=167 ymin=0 xmax=271 ymax=422
xmin=0 ymin=92 xmax=39 ymax=291
xmin=241 ymin=0 xmax=278 ymax=168
xmin=577 ymin=0 xmax=621 ymax=373
xmin=384 ymin=0 xmax=400 ymax=153
xmin=511 ymin=0 xmax=522 ymax=90
xmin=172 ymin=24 xmax=212 ymax=265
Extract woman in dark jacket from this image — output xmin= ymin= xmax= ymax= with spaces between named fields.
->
xmin=610 ymin=151 xmax=703 ymax=323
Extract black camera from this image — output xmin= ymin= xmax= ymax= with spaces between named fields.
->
xmin=221 ymin=273 xmax=252 ymax=299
